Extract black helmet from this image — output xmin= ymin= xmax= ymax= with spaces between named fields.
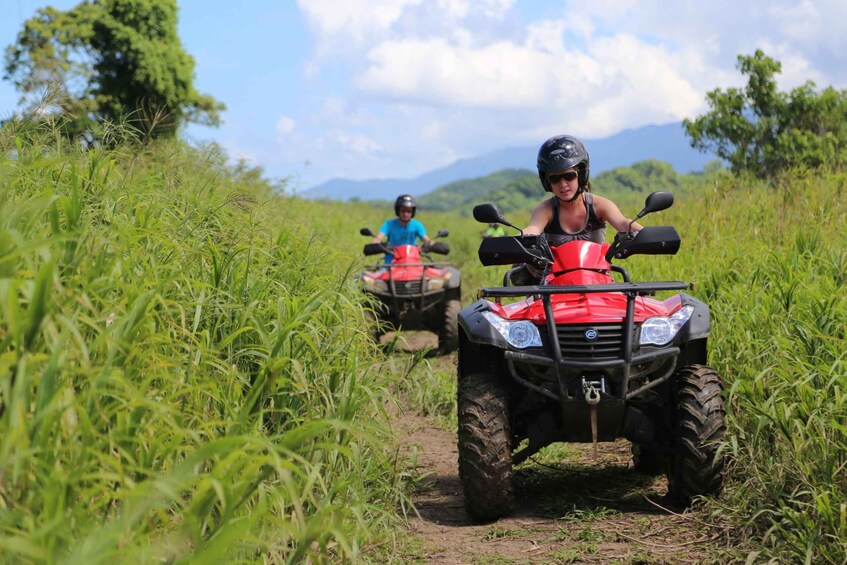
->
xmin=394 ymin=194 xmax=417 ymax=217
xmin=536 ymin=134 xmax=590 ymax=193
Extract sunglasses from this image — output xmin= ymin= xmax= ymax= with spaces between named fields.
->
xmin=548 ymin=170 xmax=579 ymax=184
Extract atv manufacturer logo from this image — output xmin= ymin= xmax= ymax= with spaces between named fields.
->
xmin=584 ymin=328 xmax=599 ymax=341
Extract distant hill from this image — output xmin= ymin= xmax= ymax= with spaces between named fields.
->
xmin=418 ymin=168 xmax=532 ymax=212
xmin=301 ymin=122 xmax=717 ymax=202
xmin=418 ymin=159 xmax=728 ymax=217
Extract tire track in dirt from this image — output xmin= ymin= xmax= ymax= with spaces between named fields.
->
xmin=391 ymin=348 xmax=730 ymax=564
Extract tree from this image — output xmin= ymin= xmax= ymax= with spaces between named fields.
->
xmin=683 ymin=50 xmax=847 ymax=178
xmin=4 ymin=0 xmax=224 ymax=140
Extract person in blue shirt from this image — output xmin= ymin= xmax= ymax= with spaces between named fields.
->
xmin=371 ymin=194 xmax=433 ymax=264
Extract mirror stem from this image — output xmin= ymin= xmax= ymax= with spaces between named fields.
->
xmin=501 ymin=220 xmax=523 ymax=236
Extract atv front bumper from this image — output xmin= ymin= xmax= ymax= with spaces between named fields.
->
xmin=458 ymin=281 xmax=707 ymax=403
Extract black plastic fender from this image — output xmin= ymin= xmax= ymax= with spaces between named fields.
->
xmin=457 ymin=299 xmax=513 ymax=349
xmin=677 ymin=293 xmax=710 ymax=341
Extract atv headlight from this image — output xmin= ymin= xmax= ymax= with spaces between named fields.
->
xmin=427 ymin=271 xmax=451 ymax=291
xmin=427 ymin=278 xmax=445 ymax=291
xmin=482 ymin=311 xmax=542 ymax=349
xmin=639 ymin=305 xmax=694 ymax=346
xmin=362 ymin=275 xmax=388 ymax=292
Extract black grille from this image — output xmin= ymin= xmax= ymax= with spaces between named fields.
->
xmin=555 ymin=323 xmax=630 ymax=359
xmin=393 ymin=280 xmax=423 ymax=295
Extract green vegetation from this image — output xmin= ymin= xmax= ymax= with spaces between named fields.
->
xmin=3 ymin=31 xmax=847 ymax=559
xmin=3 ymin=112 xmax=845 ymax=562
xmin=414 ymin=159 xmax=728 ymax=217
xmin=3 ymin=0 xmax=223 ymax=139
xmin=595 ymin=159 xmax=729 ymax=197
xmin=418 ymin=168 xmax=532 ymax=213
xmin=0 ymin=121 xmax=414 ymax=562
xmin=684 ymin=49 xmax=847 ymax=178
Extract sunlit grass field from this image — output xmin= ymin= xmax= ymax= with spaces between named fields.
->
xmin=0 ymin=124 xmax=418 ymax=563
xmin=1 ymin=120 xmax=845 ymax=563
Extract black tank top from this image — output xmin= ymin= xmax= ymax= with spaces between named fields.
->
xmin=544 ymin=193 xmax=606 ymax=246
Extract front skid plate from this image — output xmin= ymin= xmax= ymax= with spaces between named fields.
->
xmin=547 ymin=399 xmax=626 ymax=442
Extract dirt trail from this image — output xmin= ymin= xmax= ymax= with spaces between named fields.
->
xmin=389 ymin=343 xmax=729 ymax=564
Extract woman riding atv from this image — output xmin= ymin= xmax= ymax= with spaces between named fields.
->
xmin=512 ymin=134 xmax=644 ymax=285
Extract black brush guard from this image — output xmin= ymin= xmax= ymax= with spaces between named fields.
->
xmin=479 ymin=280 xmax=692 ymax=401
xmin=363 ymin=260 xmax=452 ymax=313
xmin=480 ymin=281 xmax=692 ymax=458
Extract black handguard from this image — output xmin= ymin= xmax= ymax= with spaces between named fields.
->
xmin=424 ymin=241 xmax=450 ymax=255
xmin=604 ymin=226 xmax=680 ymax=261
xmin=478 ymin=234 xmax=552 ymax=268
xmin=363 ymin=242 xmax=393 ymax=256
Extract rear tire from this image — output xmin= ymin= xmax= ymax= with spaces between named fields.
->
xmin=457 ymin=371 xmax=514 ymax=522
xmin=438 ymin=298 xmax=461 ymax=353
xmin=667 ymin=364 xmax=726 ymax=504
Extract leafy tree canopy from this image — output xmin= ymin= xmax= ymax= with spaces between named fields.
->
xmin=4 ymin=0 xmax=224 ymax=139
xmin=683 ymin=50 xmax=847 ymax=178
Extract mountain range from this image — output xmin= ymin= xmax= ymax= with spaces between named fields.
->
xmin=300 ymin=122 xmax=717 ymax=202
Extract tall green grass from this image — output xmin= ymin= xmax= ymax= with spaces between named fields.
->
xmin=0 ymin=122 xmax=410 ymax=563
xmin=4 ymin=115 xmax=845 ymax=563
xmin=690 ymin=175 xmax=847 ymax=564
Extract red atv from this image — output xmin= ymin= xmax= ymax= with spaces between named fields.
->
xmin=457 ymin=192 xmax=726 ymax=522
xmin=359 ymin=228 xmax=461 ymax=353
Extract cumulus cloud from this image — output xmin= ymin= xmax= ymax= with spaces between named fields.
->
xmin=297 ymin=0 xmax=421 ymax=42
xmin=355 ymin=26 xmax=704 ymax=134
xmin=288 ymin=0 xmax=847 ymax=183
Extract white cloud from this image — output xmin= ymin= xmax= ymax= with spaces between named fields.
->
xmin=357 ymin=37 xmax=554 ymax=108
xmin=297 ymin=0 xmax=421 ymax=42
xmin=276 ymin=116 xmax=296 ymax=135
xmin=285 ymin=0 xmax=847 ymax=185
xmin=355 ymin=29 xmax=704 ymax=135
xmin=337 ymin=132 xmax=384 ymax=157
xmin=421 ymin=120 xmax=443 ymax=140
xmin=436 ymin=0 xmax=515 ymax=20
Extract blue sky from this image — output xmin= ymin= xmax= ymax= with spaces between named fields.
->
xmin=3 ymin=1 xmax=847 ymax=192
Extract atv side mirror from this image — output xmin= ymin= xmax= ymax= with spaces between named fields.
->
xmin=473 ymin=203 xmax=504 ymax=224
xmin=360 ymin=227 xmax=375 ymax=237
xmin=473 ymin=203 xmax=522 ymax=234
xmin=435 ymin=229 xmax=449 ymax=238
xmin=634 ymin=191 xmax=674 ymax=220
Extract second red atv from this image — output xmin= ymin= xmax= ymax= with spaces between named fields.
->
xmin=358 ymin=228 xmax=461 ymax=353
xmin=456 ymin=192 xmax=726 ymax=522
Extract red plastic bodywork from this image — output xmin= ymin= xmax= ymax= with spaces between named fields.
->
xmin=365 ymin=245 xmax=450 ymax=281
xmin=488 ymin=240 xmax=682 ymax=324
